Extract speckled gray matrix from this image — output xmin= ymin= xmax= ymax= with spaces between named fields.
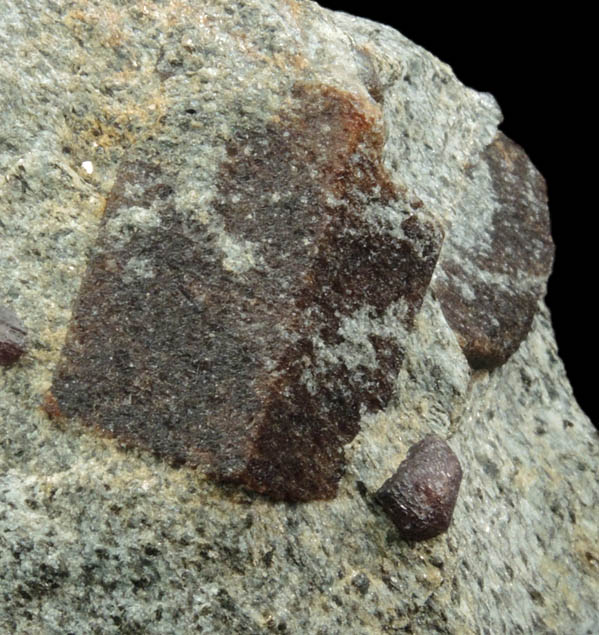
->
xmin=1 ymin=1 xmax=597 ymax=633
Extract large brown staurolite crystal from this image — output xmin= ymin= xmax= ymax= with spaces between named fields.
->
xmin=51 ymin=86 xmax=443 ymax=501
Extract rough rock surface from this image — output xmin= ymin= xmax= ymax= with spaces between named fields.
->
xmin=0 ymin=1 xmax=597 ymax=633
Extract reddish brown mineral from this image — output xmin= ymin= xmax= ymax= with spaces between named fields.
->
xmin=51 ymin=84 xmax=442 ymax=501
xmin=376 ymin=434 xmax=463 ymax=541
xmin=433 ymin=132 xmax=554 ymax=370
xmin=0 ymin=303 xmax=27 ymax=366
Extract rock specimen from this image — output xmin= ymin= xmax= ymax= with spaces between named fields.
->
xmin=2 ymin=1 xmax=596 ymax=633
xmin=0 ymin=304 xmax=27 ymax=366
xmin=376 ymin=434 xmax=463 ymax=540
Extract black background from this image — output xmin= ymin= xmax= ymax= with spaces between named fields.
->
xmin=318 ymin=4 xmax=596 ymax=427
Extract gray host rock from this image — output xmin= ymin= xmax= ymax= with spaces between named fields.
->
xmin=0 ymin=1 xmax=596 ymax=633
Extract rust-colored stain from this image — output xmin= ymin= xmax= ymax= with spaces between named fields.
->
xmin=40 ymin=391 xmax=63 ymax=420
xmin=51 ymin=84 xmax=442 ymax=501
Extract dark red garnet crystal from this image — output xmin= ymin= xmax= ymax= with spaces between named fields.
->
xmin=376 ymin=434 xmax=463 ymax=541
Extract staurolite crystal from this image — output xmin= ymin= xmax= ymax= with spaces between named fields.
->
xmin=432 ymin=132 xmax=554 ymax=370
xmin=0 ymin=303 xmax=27 ymax=366
xmin=51 ymin=85 xmax=442 ymax=501
xmin=47 ymin=6 xmax=554 ymax=503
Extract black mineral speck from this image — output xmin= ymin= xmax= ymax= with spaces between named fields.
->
xmin=376 ymin=434 xmax=462 ymax=541
xmin=0 ymin=303 xmax=27 ymax=366
xmin=351 ymin=572 xmax=370 ymax=596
